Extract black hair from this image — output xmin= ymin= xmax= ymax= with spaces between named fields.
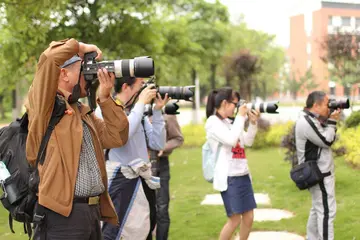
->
xmin=114 ymin=77 xmax=136 ymax=93
xmin=206 ymin=87 xmax=240 ymax=118
xmin=306 ymin=91 xmax=326 ymax=108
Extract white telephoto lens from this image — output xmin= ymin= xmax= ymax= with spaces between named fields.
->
xmin=114 ymin=60 xmax=122 ymax=78
xmin=263 ymin=102 xmax=268 ymax=113
xmin=129 ymin=59 xmax=135 ymax=77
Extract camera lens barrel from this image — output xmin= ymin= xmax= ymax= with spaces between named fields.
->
xmin=328 ymin=98 xmax=350 ymax=109
xmin=113 ymin=58 xmax=154 ymax=78
xmin=157 ymin=86 xmax=194 ymax=102
xmin=238 ymin=101 xmax=279 ymax=114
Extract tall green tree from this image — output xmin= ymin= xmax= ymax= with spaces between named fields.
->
xmin=222 ymin=24 xmax=285 ymax=100
xmin=283 ymin=66 xmax=318 ymax=100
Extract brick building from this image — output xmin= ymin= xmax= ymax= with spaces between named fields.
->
xmin=287 ymin=0 xmax=360 ymax=101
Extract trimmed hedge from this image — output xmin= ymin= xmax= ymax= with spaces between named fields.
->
xmin=181 ymin=119 xmax=294 ymax=150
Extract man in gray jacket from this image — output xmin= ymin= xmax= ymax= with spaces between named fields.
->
xmin=295 ymin=91 xmax=340 ymax=240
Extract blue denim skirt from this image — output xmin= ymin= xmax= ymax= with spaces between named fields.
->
xmin=220 ymin=175 xmax=257 ymax=217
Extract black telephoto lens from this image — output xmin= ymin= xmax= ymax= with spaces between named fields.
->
xmin=158 ymin=86 xmax=194 ymax=102
xmin=134 ymin=58 xmax=155 ymax=77
xmin=328 ymin=98 xmax=350 ymax=109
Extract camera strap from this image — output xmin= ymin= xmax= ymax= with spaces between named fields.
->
xmin=68 ymin=65 xmax=83 ymax=104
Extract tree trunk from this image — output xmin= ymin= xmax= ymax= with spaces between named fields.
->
xmin=11 ymin=89 xmax=17 ymax=121
xmin=191 ymin=68 xmax=201 ymax=124
xmin=192 ymin=68 xmax=196 ymax=111
xmin=225 ymin=74 xmax=231 ymax=87
xmin=262 ymin=81 xmax=267 ymax=100
xmin=238 ymin=76 xmax=251 ymax=101
xmin=292 ymin=91 xmax=297 ymax=101
xmin=210 ymin=63 xmax=216 ymax=90
xmin=0 ymin=94 xmax=5 ymax=120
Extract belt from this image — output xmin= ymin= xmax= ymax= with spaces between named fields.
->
xmin=73 ymin=196 xmax=100 ymax=205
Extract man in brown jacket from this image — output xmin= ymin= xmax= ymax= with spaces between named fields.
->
xmin=26 ymin=38 xmax=129 ymax=240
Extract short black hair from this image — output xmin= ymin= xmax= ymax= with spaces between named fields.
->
xmin=114 ymin=77 xmax=136 ymax=93
xmin=306 ymin=91 xmax=326 ymax=108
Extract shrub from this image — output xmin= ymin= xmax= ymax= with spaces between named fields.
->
xmin=345 ymin=110 xmax=360 ymax=129
xmin=266 ymin=121 xmax=294 ymax=147
xmin=280 ymin=122 xmax=296 ymax=163
xmin=337 ymin=127 xmax=360 ymax=166
xmin=181 ymin=119 xmax=295 ymax=151
xmin=331 ymin=127 xmax=346 ymax=156
xmin=181 ymin=124 xmax=206 ymax=148
xmin=251 ymin=120 xmax=294 ymax=150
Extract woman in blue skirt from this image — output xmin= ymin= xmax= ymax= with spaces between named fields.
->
xmin=205 ymin=87 xmax=260 ymax=240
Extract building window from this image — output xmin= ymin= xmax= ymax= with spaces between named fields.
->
xmin=330 ymin=86 xmax=336 ymax=96
xmin=344 ymin=85 xmax=351 ymax=96
xmin=342 ymin=16 xmax=351 ymax=26
xmin=328 ymin=16 xmax=333 ymax=26
xmin=307 ymin=60 xmax=312 ymax=68
xmin=329 ymin=81 xmax=336 ymax=96
xmin=356 ymin=18 xmax=360 ymax=29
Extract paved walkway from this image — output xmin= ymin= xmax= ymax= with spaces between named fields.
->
xmin=201 ymin=193 xmax=305 ymax=240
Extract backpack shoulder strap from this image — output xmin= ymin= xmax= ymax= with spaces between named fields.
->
xmin=304 ymin=115 xmax=323 ymax=162
xmin=36 ymin=96 xmax=66 ymax=167
xmin=214 ymin=142 xmax=222 ymax=165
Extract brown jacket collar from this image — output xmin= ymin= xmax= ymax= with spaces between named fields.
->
xmin=57 ymin=88 xmax=92 ymax=116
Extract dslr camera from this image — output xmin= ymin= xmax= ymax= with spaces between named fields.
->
xmin=141 ymin=77 xmax=195 ymax=102
xmin=82 ymin=51 xmax=155 ymax=110
xmin=237 ymin=99 xmax=279 ymax=114
xmin=144 ymin=102 xmax=181 ymax=116
xmin=328 ymin=98 xmax=350 ymax=109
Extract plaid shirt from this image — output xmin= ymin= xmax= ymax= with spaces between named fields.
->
xmin=74 ymin=121 xmax=105 ymax=197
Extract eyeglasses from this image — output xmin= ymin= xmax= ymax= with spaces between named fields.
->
xmin=228 ymin=101 xmax=238 ymax=107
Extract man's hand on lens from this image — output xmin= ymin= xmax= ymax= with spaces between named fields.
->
xmin=248 ymin=109 xmax=260 ymax=125
xmin=238 ymin=103 xmax=248 ymax=117
xmin=154 ymin=93 xmax=170 ymax=111
xmin=329 ymin=109 xmax=341 ymax=121
xmin=97 ymin=68 xmax=115 ymax=102
xmin=78 ymin=42 xmax=102 ymax=60
xmin=138 ymin=85 xmax=157 ymax=105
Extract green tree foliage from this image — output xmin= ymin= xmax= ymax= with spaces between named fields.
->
xmin=0 ymin=0 xmax=285 ymax=116
xmin=283 ymin=66 xmax=319 ymax=100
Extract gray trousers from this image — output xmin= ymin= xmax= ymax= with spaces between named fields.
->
xmin=307 ymin=175 xmax=336 ymax=240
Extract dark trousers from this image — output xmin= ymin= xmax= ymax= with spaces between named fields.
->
xmin=33 ymin=203 xmax=101 ymax=240
xmin=155 ymin=156 xmax=170 ymax=240
xmin=141 ymin=178 xmax=157 ymax=240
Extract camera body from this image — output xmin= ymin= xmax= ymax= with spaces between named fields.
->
xmin=82 ymin=51 xmax=155 ymax=110
xmin=144 ymin=102 xmax=180 ymax=117
xmin=237 ymin=99 xmax=279 ymax=114
xmin=328 ymin=98 xmax=350 ymax=109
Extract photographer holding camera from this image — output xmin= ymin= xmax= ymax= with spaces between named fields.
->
xmin=146 ymin=108 xmax=184 ymax=240
xmin=26 ymin=39 xmax=129 ymax=239
xmin=205 ymin=87 xmax=260 ymax=240
xmin=95 ymin=77 xmax=168 ymax=240
xmin=294 ymin=91 xmax=341 ymax=240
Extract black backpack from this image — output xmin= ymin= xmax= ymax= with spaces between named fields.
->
xmin=0 ymin=96 xmax=66 ymax=238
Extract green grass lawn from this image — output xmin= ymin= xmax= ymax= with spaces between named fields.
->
xmin=0 ymin=148 xmax=359 ymax=239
